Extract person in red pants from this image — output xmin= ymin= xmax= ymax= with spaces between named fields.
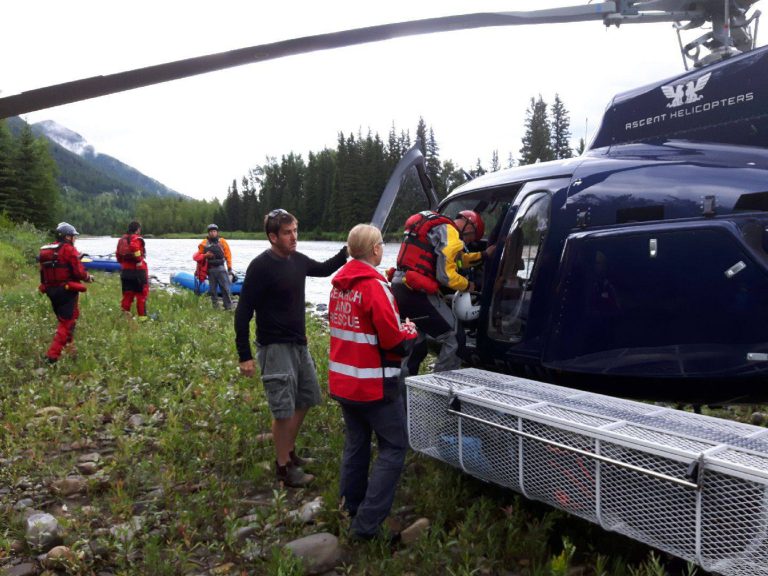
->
xmin=38 ymin=222 xmax=93 ymax=363
xmin=116 ymin=221 xmax=149 ymax=320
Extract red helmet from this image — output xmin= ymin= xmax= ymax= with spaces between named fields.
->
xmin=457 ymin=210 xmax=484 ymax=240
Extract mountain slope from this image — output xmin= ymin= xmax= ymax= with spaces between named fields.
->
xmin=6 ymin=117 xmax=185 ymax=234
xmin=8 ymin=117 xmax=184 ymax=199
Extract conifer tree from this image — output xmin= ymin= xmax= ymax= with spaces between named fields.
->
xmin=550 ymin=93 xmax=573 ymax=160
xmin=0 ymin=120 xmax=20 ymax=219
xmin=426 ymin=127 xmax=443 ymax=197
xmin=519 ymin=95 xmax=554 ymax=165
xmin=415 ymin=117 xmax=428 ymax=157
xmin=361 ymin=132 xmax=388 ymax=226
xmin=305 ymin=149 xmax=336 ymax=231
xmin=491 ymin=150 xmax=500 ymax=172
xmin=576 ymin=137 xmax=586 ymax=155
xmin=437 ymin=160 xmax=468 ymax=200
xmin=257 ymin=157 xmax=282 ymax=220
xmin=336 ymin=133 xmax=365 ymax=230
xmin=279 ymin=152 xmax=306 ymax=219
xmin=240 ymin=175 xmax=260 ymax=232
xmin=223 ymin=179 xmax=242 ymax=230
xmin=398 ymin=130 xmax=412 ymax=159
xmin=471 ymin=158 xmax=487 ymax=178
xmin=387 ymin=122 xmax=401 ymax=171
xmin=507 ymin=152 xmax=515 ymax=168
xmin=14 ymin=123 xmax=59 ymax=228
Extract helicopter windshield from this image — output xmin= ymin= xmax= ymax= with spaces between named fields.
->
xmin=371 ymin=142 xmax=438 ymax=237
xmin=380 ymin=166 xmax=434 ymax=237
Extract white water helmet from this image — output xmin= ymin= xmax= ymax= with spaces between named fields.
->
xmin=56 ymin=222 xmax=79 ymax=236
xmin=453 ymin=290 xmax=480 ymax=322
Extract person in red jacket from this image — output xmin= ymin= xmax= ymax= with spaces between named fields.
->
xmin=38 ymin=222 xmax=93 ymax=363
xmin=329 ymin=223 xmax=417 ymax=542
xmin=116 ymin=221 xmax=149 ymax=320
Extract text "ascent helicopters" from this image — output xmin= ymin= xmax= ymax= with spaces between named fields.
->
xmin=1 ymin=1 xmax=765 ymax=404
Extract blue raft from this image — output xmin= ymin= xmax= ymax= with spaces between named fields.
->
xmin=170 ymin=271 xmax=243 ymax=295
xmin=81 ymin=255 xmax=121 ymax=272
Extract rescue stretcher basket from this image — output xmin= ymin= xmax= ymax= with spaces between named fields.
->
xmin=405 ymin=368 xmax=768 ymax=576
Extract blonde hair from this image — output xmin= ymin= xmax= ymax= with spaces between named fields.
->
xmin=347 ymin=224 xmax=382 ymax=260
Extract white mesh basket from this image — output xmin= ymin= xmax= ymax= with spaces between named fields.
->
xmin=406 ymin=368 xmax=768 ymax=576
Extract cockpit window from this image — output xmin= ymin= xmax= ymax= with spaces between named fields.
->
xmin=488 ymin=192 xmax=552 ymax=343
xmin=441 ymin=198 xmax=510 ymax=246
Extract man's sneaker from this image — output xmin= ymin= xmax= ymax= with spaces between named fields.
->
xmin=276 ymin=461 xmax=314 ymax=487
xmin=290 ymin=450 xmax=316 ymax=467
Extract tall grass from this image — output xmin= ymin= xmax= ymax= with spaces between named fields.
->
xmin=0 ymin=220 xmax=718 ymax=575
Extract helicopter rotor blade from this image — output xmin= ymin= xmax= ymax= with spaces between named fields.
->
xmin=1 ymin=3 xmax=624 ymax=119
xmin=0 ymin=0 xmax=748 ymax=118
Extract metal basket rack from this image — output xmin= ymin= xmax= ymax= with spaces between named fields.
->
xmin=406 ymin=368 xmax=768 ymax=576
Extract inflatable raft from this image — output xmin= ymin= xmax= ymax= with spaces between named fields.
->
xmin=407 ymin=368 xmax=768 ymax=576
xmin=170 ymin=271 xmax=243 ymax=295
xmin=80 ymin=255 xmax=121 ymax=272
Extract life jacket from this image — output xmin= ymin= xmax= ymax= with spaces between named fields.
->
xmin=116 ymin=234 xmax=141 ymax=263
xmin=204 ymin=241 xmax=225 ymax=267
xmin=38 ymin=242 xmax=72 ymax=287
xmin=396 ymin=211 xmax=455 ymax=293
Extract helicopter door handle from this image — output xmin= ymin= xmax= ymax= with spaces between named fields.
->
xmin=725 ymin=261 xmax=746 ymax=278
xmin=649 ymin=238 xmax=658 ymax=258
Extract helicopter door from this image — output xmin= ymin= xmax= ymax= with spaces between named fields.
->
xmin=371 ymin=142 xmax=439 ymax=235
xmin=487 ymin=191 xmax=552 ymax=343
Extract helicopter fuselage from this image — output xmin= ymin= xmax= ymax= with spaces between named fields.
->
xmin=413 ymin=45 xmax=768 ymax=404
xmin=441 ymin=143 xmax=768 ymax=403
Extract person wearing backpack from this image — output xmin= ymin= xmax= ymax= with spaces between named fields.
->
xmin=198 ymin=224 xmax=233 ymax=310
xmin=38 ymin=222 xmax=94 ymax=363
xmin=116 ymin=221 xmax=149 ymax=321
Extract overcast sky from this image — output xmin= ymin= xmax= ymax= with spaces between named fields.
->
xmin=4 ymin=1 xmax=762 ymax=201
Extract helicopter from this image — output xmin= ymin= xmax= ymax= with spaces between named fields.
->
xmin=1 ymin=1 xmax=766 ymax=404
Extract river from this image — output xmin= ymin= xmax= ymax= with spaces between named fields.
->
xmin=75 ymin=236 xmax=399 ymax=306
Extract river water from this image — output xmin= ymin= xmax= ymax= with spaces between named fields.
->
xmin=75 ymin=237 xmax=399 ymax=306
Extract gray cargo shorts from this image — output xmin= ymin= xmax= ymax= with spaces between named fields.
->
xmin=256 ymin=342 xmax=322 ymax=420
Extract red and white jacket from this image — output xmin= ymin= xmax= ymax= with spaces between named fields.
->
xmin=329 ymin=259 xmax=417 ymax=404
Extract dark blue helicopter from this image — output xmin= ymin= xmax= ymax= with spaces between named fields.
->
xmin=1 ymin=1 xmax=765 ymax=403
xmin=374 ymin=41 xmax=768 ymax=404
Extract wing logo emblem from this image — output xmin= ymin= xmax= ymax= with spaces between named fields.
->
xmin=661 ymin=73 xmax=711 ymax=108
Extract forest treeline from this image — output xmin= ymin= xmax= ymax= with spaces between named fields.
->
xmin=0 ymin=94 xmax=578 ymax=235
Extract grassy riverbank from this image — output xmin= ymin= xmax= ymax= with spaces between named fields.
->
xmin=0 ymin=219 xmax=729 ymax=575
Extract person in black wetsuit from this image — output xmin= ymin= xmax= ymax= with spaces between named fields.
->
xmin=234 ymin=208 xmax=347 ymax=487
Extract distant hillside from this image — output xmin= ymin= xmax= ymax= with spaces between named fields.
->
xmin=7 ymin=117 xmax=185 ymax=234
xmin=8 ymin=117 xmax=183 ymax=199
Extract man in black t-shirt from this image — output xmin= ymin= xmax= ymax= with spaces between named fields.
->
xmin=235 ymin=209 xmax=347 ymax=487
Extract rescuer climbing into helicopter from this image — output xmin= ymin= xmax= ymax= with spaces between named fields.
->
xmin=391 ymin=209 xmax=494 ymax=377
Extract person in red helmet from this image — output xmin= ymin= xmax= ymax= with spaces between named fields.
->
xmin=38 ymin=222 xmax=94 ymax=363
xmin=391 ymin=209 xmax=494 ymax=376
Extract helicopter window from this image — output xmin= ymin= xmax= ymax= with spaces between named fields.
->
xmin=616 ymin=205 xmax=664 ymax=224
xmin=441 ymin=197 xmax=510 ymax=248
xmin=734 ymin=191 xmax=768 ymax=212
xmin=488 ymin=192 xmax=552 ymax=343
